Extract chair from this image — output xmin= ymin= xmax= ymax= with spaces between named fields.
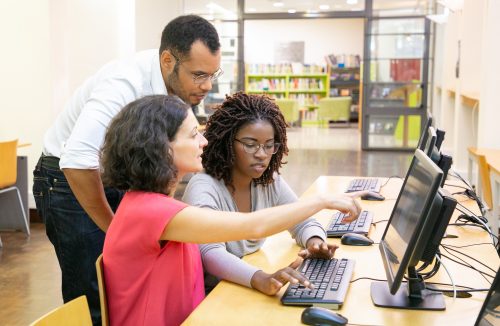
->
xmin=96 ymin=254 xmax=110 ymax=326
xmin=30 ymin=295 xmax=92 ymax=326
xmin=275 ymin=98 xmax=300 ymax=126
xmin=0 ymin=139 xmax=30 ymax=247
xmin=317 ymin=97 xmax=352 ymax=127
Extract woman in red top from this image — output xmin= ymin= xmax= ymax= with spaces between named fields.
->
xmin=100 ymin=95 xmax=364 ymax=325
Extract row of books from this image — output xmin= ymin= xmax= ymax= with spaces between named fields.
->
xmin=288 ymin=93 xmax=322 ymax=107
xmin=246 ymin=63 xmax=326 ymax=74
xmin=247 ymin=79 xmax=287 ymax=91
xmin=289 ymin=78 xmax=325 ymax=90
xmin=324 ymin=54 xmax=361 ymax=68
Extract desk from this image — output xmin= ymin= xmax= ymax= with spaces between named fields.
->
xmin=488 ymin=153 xmax=500 ymax=242
xmin=183 ymin=176 xmax=499 ymax=326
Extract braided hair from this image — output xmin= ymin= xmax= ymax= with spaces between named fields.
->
xmin=202 ymin=92 xmax=289 ymax=188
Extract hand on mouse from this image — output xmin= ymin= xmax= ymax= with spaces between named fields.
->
xmin=250 ymin=257 xmax=313 ymax=296
xmin=298 ymin=237 xmax=338 ymax=259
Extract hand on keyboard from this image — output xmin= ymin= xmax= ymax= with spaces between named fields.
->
xmin=299 ymin=237 xmax=338 ymax=260
xmin=321 ymin=192 xmax=365 ymax=223
xmin=250 ymin=257 xmax=313 ymax=296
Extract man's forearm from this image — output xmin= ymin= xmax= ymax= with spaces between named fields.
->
xmin=63 ymin=168 xmax=114 ymax=231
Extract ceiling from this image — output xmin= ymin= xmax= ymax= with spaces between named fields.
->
xmin=183 ymin=0 xmax=433 ymax=19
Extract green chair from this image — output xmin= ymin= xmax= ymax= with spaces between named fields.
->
xmin=317 ymin=97 xmax=352 ymax=127
xmin=275 ymin=98 xmax=299 ymax=126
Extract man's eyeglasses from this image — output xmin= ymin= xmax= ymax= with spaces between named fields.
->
xmin=235 ymin=139 xmax=281 ymax=155
xmin=171 ymin=52 xmax=223 ymax=85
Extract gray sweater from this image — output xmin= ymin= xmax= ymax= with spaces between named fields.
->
xmin=182 ymin=172 xmax=326 ymax=290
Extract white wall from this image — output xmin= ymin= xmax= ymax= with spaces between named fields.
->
xmin=478 ymin=0 xmax=500 ymax=148
xmin=244 ymin=19 xmax=364 ymax=65
xmin=1 ymin=0 xmax=174 ymax=208
xmin=135 ymin=0 xmax=184 ymax=51
xmin=432 ymin=0 xmax=500 ymax=173
xmin=0 ymin=0 xmax=52 ymax=194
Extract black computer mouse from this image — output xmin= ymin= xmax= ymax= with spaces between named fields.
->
xmin=361 ymin=192 xmax=385 ymax=201
xmin=340 ymin=233 xmax=374 ymax=246
xmin=301 ymin=306 xmax=348 ymax=326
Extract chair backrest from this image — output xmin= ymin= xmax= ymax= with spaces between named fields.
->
xmin=275 ymin=98 xmax=299 ymax=123
xmin=317 ymin=97 xmax=351 ymax=121
xmin=478 ymin=154 xmax=493 ymax=209
xmin=0 ymin=139 xmax=18 ymax=188
xmin=30 ymin=295 xmax=92 ymax=326
xmin=96 ymin=254 xmax=110 ymax=326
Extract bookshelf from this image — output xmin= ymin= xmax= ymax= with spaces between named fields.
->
xmin=245 ymin=65 xmax=329 ymax=125
xmin=329 ymin=66 xmax=360 ymax=122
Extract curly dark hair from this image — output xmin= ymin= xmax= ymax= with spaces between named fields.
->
xmin=159 ymin=15 xmax=220 ymax=60
xmin=100 ymin=95 xmax=189 ymax=195
xmin=202 ymin=92 xmax=289 ymax=187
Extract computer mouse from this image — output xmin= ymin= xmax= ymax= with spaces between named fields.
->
xmin=340 ymin=233 xmax=374 ymax=246
xmin=361 ymin=192 xmax=385 ymax=201
xmin=301 ymin=306 xmax=348 ymax=326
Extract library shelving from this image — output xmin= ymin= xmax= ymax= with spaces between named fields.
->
xmin=329 ymin=66 xmax=360 ymax=122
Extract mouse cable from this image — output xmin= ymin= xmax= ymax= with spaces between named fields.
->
xmin=455 ymin=201 xmax=487 ymax=222
xmin=445 ymin=183 xmax=470 ymax=190
xmin=435 ymin=255 xmax=456 ymax=299
xmin=372 ymin=219 xmax=388 ymax=225
xmin=441 ymin=244 xmax=496 ymax=274
xmin=440 ymin=244 xmax=495 ymax=279
xmin=350 ymin=277 xmax=488 ymax=293
xmin=439 ymin=251 xmax=494 ymax=283
xmin=448 ymin=170 xmax=474 ymax=190
xmin=440 ymin=242 xmax=493 ymax=249
xmin=350 ymin=277 xmax=386 ymax=283
xmin=379 ymin=175 xmax=403 ymax=190
xmin=454 ymin=205 xmax=496 ymax=248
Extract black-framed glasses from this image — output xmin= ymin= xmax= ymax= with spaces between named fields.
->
xmin=171 ymin=52 xmax=223 ymax=84
xmin=235 ymin=139 xmax=281 ymax=155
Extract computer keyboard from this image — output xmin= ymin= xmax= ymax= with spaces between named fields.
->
xmin=345 ymin=178 xmax=381 ymax=193
xmin=281 ymin=257 xmax=355 ymax=310
xmin=326 ymin=211 xmax=373 ymax=237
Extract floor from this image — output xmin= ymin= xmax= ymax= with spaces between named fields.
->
xmin=0 ymin=126 xmax=412 ymax=325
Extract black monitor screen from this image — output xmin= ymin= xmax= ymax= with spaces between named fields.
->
xmin=423 ymin=126 xmax=437 ymax=158
xmin=380 ymin=149 xmax=443 ymax=295
xmin=476 ymin=267 xmax=500 ymax=326
xmin=417 ymin=111 xmax=433 ymax=151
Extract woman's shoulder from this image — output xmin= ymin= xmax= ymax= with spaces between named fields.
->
xmin=187 ymin=172 xmax=224 ymax=189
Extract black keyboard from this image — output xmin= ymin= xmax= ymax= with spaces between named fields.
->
xmin=345 ymin=178 xmax=381 ymax=193
xmin=327 ymin=211 xmax=373 ymax=237
xmin=281 ymin=258 xmax=355 ymax=310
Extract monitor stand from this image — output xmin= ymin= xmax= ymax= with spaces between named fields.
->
xmin=370 ymin=267 xmax=445 ymax=311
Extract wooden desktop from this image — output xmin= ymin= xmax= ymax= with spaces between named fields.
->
xmin=183 ymin=176 xmax=499 ymax=326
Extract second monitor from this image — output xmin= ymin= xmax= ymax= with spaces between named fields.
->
xmin=371 ymin=149 xmax=457 ymax=310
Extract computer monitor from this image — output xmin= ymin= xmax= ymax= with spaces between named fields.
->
xmin=371 ymin=149 xmax=457 ymax=310
xmin=422 ymin=126 xmax=437 ymax=157
xmin=475 ymin=267 xmax=500 ymax=326
xmin=417 ymin=111 xmax=433 ymax=151
xmin=421 ymin=125 xmax=452 ymax=187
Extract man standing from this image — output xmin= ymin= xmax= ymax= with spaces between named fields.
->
xmin=33 ymin=15 xmax=221 ymax=325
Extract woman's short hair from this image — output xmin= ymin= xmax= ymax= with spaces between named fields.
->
xmin=202 ymin=92 xmax=289 ymax=187
xmin=100 ymin=95 xmax=189 ymax=195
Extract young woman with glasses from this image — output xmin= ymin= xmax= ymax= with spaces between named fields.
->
xmin=101 ymin=95 xmax=363 ymax=325
xmin=182 ymin=92 xmax=343 ymax=296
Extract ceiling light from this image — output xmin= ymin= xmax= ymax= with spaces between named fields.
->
xmin=319 ymin=4 xmax=330 ymax=10
xmin=273 ymin=2 xmax=284 ymax=7
xmin=346 ymin=0 xmax=358 ymax=4
xmin=247 ymin=8 xmax=257 ymax=12
xmin=288 ymin=9 xmax=297 ymax=13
